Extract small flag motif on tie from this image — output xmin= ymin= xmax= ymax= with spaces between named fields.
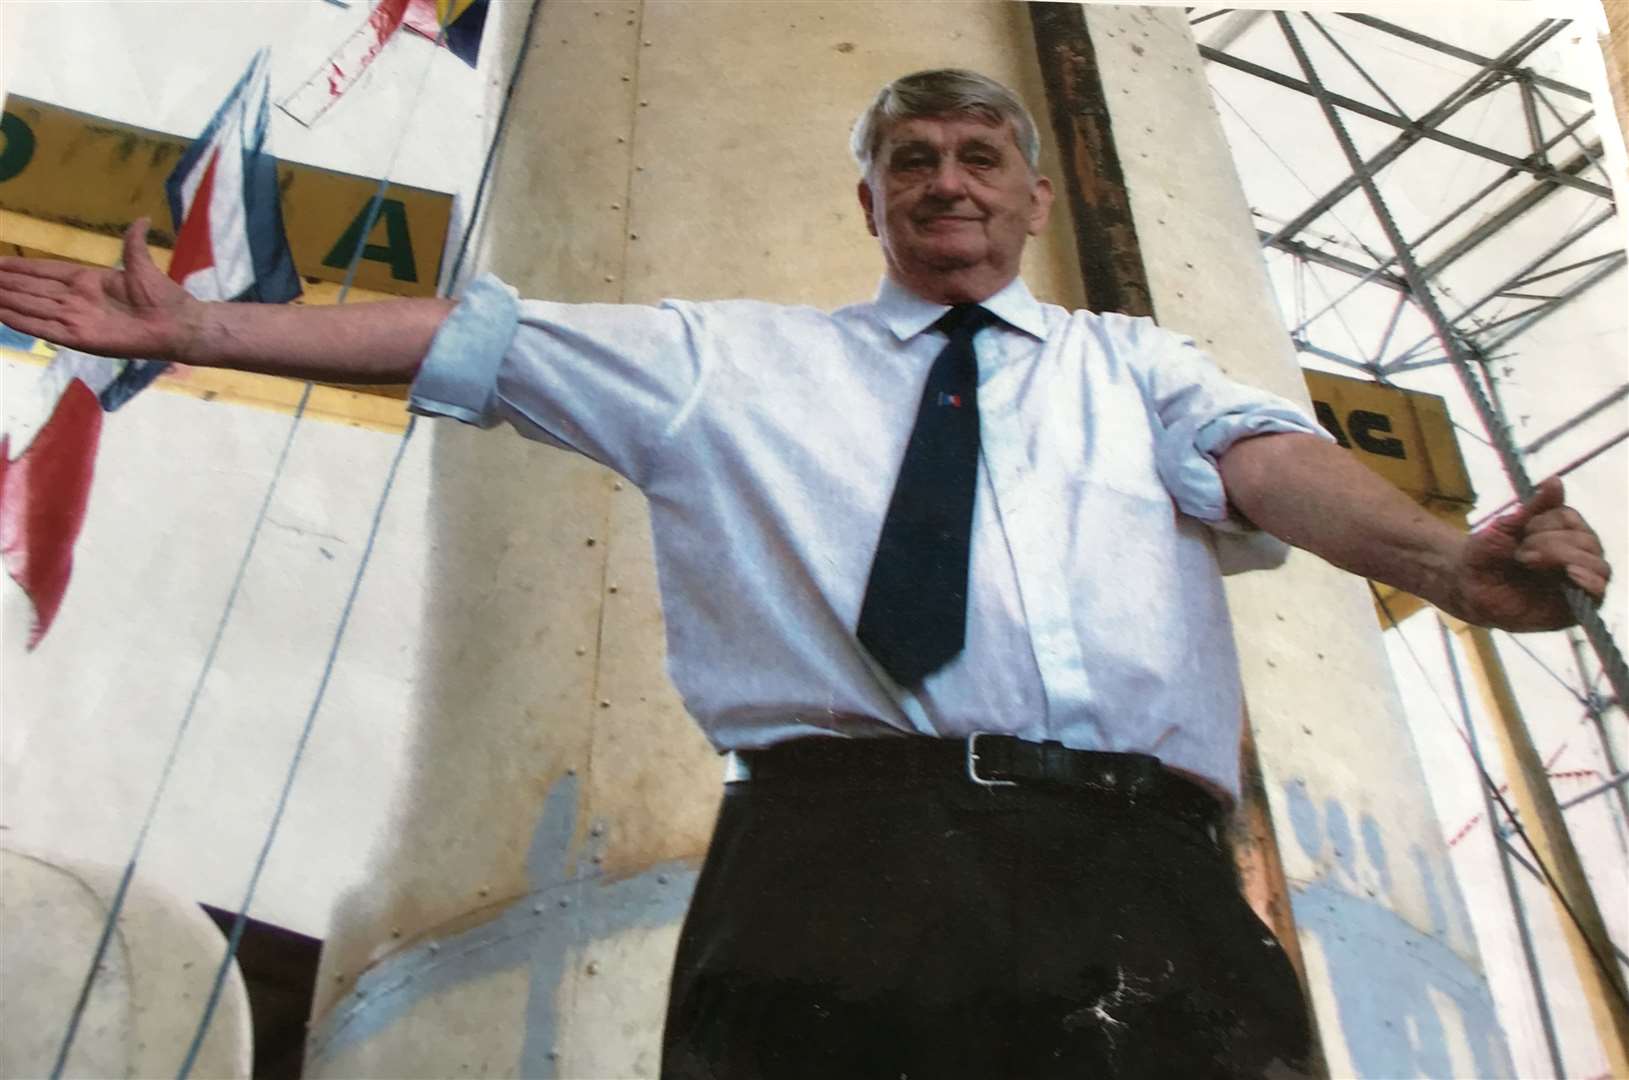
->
xmin=937 ymin=392 xmax=963 ymax=408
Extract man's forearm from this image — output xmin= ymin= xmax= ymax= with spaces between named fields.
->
xmin=180 ymin=296 xmax=456 ymax=383
xmin=1218 ymin=432 xmax=1468 ymax=609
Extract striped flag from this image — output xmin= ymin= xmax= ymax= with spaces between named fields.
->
xmin=404 ymin=0 xmax=489 ymax=68
xmin=280 ymin=0 xmax=413 ymax=127
xmin=0 ymin=50 xmax=300 ymax=649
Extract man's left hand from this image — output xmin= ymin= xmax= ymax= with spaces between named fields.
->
xmin=1446 ymin=477 xmax=1611 ymax=632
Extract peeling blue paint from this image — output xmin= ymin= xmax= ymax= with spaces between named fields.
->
xmin=1282 ymin=780 xmax=1511 ymax=1078
xmin=305 ymin=773 xmax=699 ymax=1075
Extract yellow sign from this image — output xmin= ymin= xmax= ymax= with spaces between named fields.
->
xmin=1303 ymin=371 xmax=1476 ymax=625
xmin=1303 ymin=369 xmax=1475 ymax=516
xmin=0 ymin=95 xmax=450 ymax=298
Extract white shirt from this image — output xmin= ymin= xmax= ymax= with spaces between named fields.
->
xmin=410 ymin=274 xmax=1328 ymax=797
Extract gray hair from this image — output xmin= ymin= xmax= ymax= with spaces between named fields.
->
xmin=850 ymin=69 xmax=1042 ymax=175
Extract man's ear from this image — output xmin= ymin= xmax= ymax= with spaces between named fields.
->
xmin=1027 ymin=176 xmax=1056 ymax=236
xmin=857 ymin=178 xmax=879 ymax=238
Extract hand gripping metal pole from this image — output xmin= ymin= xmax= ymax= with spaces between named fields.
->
xmin=1273 ymin=13 xmax=1628 ymax=719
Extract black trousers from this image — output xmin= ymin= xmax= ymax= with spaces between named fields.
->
xmin=662 ymin=752 xmax=1313 ymax=1079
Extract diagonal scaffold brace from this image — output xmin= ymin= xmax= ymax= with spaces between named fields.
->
xmin=1271 ymin=13 xmax=1628 ymax=720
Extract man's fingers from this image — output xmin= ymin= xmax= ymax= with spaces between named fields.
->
xmin=0 ymin=256 xmax=92 ymax=284
xmin=1522 ymin=509 xmax=1603 ymax=552
xmin=1517 ymin=530 xmax=1611 ymax=571
xmin=0 ymin=313 xmax=68 ymax=342
xmin=0 ymin=268 xmax=72 ymax=302
xmin=1567 ymin=565 xmax=1610 ymax=602
xmin=1503 ymin=476 xmax=1566 ymax=531
xmin=0 ymin=287 xmax=68 ymax=321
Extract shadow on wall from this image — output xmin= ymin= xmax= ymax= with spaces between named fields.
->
xmin=312 ymin=421 xmax=613 ymax=1045
xmin=1282 ymin=779 xmax=1510 ymax=1079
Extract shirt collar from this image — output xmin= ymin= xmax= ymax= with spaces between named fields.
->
xmin=873 ymin=274 xmax=1047 ymax=343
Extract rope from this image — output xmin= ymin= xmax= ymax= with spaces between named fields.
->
xmin=175 ymin=0 xmax=547 ymax=1071
xmin=48 ymin=389 xmax=316 ymax=1080
xmin=1374 ymin=586 xmax=1629 ymax=1020
xmin=1301 ymin=13 xmax=1629 ymax=1015
xmin=1273 ymin=10 xmax=1629 ymax=772
xmin=175 ymin=415 xmax=418 ymax=1078
xmin=51 ymin=12 xmax=460 ymax=1073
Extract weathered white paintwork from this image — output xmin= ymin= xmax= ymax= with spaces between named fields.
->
xmin=0 ymin=848 xmax=252 ymax=1079
xmin=14 ymin=2 xmax=1618 ymax=1077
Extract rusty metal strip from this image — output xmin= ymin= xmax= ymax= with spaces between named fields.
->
xmin=1026 ymin=2 xmax=1153 ymax=319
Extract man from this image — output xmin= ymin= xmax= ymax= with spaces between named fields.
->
xmin=0 ymin=70 xmax=1610 ymax=1077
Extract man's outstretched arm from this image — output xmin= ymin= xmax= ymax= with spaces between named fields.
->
xmin=0 ymin=220 xmax=454 ymax=384
xmin=1219 ymin=431 xmax=1611 ymax=633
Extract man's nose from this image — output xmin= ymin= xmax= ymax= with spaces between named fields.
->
xmin=926 ymin=160 xmax=970 ymax=198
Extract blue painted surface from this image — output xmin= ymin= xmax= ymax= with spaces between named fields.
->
xmin=1283 ymin=779 xmax=1511 ymax=1078
xmin=306 ymin=772 xmax=699 ymax=1076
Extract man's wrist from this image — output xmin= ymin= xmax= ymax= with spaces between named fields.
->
xmin=1420 ymin=529 xmax=1473 ymax=620
xmin=168 ymin=298 xmax=212 ymax=366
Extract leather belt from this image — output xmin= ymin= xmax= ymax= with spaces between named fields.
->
xmin=729 ymin=733 xmax=1226 ymax=837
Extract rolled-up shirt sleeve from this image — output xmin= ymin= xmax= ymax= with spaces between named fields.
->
xmin=1133 ymin=322 xmax=1334 ymax=530
xmin=409 ymin=273 xmax=709 ymax=487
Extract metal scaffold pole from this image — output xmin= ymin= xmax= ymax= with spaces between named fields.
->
xmin=1272 ymin=13 xmax=1629 ymax=1070
xmin=1439 ymin=617 xmax=1565 ymax=1078
xmin=1270 ymin=12 xmax=1629 ymax=758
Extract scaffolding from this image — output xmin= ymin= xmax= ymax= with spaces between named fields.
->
xmin=1194 ymin=9 xmax=1628 ymax=1076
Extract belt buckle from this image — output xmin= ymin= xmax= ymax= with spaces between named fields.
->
xmin=965 ymin=732 xmax=1018 ymax=788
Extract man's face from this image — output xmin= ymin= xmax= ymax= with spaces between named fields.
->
xmin=857 ymin=113 xmax=1054 ymax=304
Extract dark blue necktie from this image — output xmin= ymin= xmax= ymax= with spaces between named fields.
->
xmin=857 ymin=304 xmax=998 ymax=687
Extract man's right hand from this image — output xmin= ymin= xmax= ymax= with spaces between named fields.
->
xmin=0 ymin=219 xmax=198 ymax=362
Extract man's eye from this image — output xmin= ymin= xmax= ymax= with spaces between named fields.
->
xmin=894 ymin=154 xmax=934 ymax=172
xmin=963 ymin=153 xmax=1000 ymax=169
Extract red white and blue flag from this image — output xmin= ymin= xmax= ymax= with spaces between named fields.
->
xmin=0 ymin=49 xmax=300 ymax=648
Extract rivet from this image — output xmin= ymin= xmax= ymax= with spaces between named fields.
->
xmin=610 ymin=202 xmax=621 ymax=209
xmin=604 ymin=275 xmax=615 ymax=283
xmin=533 ymin=903 xmax=545 ymax=914
xmin=622 ymin=74 xmax=631 ymax=81
xmin=608 ymin=585 xmax=619 ymax=594
xmin=391 ymin=928 xmax=402 ymax=938
xmin=600 ymin=699 xmax=612 ymax=708
xmin=547 ymin=1050 xmax=559 ymax=1061
xmin=614 ymin=481 xmax=625 ymax=490
xmin=585 ymin=537 xmax=597 ymax=546
xmin=591 ymin=822 xmax=606 ymax=837
xmin=429 ymin=943 xmax=440 ymax=954
xmin=335 ymin=973 xmax=347 ymax=982
xmin=560 ymin=38 xmax=567 ymax=44
xmin=586 ymin=961 xmax=601 ymax=975
xmin=616 ymin=135 xmax=626 ymax=143
xmin=635 ymin=165 xmax=644 ymax=172
xmin=558 ymin=896 xmax=572 ymax=908
xmin=628 ymin=233 xmax=639 ymax=241
xmin=478 ymin=887 xmax=490 ymax=897
xmin=566 ymin=766 xmax=578 ymax=776
xmin=643 ymin=39 xmax=652 ymax=46
xmin=574 ymin=647 xmax=587 ymax=657
xmin=639 ymin=100 xmax=649 ymax=106
xmin=592 ymin=853 xmax=605 ymax=865
xmin=657 ymin=873 xmax=669 ymax=885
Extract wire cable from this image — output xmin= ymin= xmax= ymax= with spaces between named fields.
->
xmin=1371 ymin=583 xmax=1629 ymax=1015
xmin=174 ymin=1 xmax=548 ymax=1072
